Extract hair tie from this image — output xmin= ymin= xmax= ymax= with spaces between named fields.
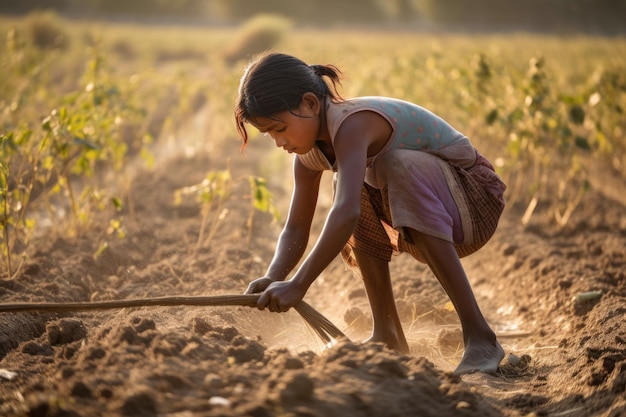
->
xmin=310 ymin=64 xmax=322 ymax=76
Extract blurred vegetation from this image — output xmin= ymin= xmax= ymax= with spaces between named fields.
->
xmin=222 ymin=14 xmax=292 ymax=65
xmin=0 ymin=13 xmax=625 ymax=279
xmin=1 ymin=0 xmax=625 ymax=34
xmin=0 ymin=12 xmax=222 ymax=277
xmin=23 ymin=9 xmax=69 ymax=49
xmin=413 ymin=0 xmax=625 ymax=33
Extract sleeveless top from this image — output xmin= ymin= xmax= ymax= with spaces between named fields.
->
xmin=298 ymin=96 xmax=477 ymax=175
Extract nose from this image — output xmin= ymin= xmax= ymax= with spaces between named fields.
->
xmin=273 ymin=136 xmax=287 ymax=148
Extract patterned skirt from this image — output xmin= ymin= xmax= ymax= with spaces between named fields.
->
xmin=340 ymin=149 xmax=506 ymax=265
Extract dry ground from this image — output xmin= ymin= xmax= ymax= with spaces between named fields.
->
xmin=0 ymin=119 xmax=625 ymax=417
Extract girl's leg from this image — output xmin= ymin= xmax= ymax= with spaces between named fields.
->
xmin=352 ymin=247 xmax=409 ymax=354
xmin=405 ymin=228 xmax=504 ymax=375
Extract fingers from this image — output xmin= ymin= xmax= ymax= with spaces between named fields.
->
xmin=257 ymin=291 xmax=269 ymax=310
xmin=256 ymin=290 xmax=289 ymax=313
xmin=267 ymin=303 xmax=289 ymax=313
xmin=244 ymin=282 xmax=261 ymax=295
xmin=244 ymin=277 xmax=273 ymax=295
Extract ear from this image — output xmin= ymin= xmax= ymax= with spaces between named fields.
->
xmin=300 ymin=92 xmax=321 ymax=116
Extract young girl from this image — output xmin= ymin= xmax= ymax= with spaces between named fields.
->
xmin=234 ymin=52 xmax=506 ymax=375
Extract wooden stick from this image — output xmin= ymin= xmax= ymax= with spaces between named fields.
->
xmin=0 ymin=295 xmax=260 ymax=312
xmin=0 ymin=294 xmax=348 ymax=344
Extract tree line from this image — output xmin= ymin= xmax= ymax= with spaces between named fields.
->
xmin=1 ymin=0 xmax=624 ymax=34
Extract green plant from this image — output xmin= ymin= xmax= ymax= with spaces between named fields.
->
xmin=464 ymin=53 xmax=623 ymax=227
xmin=36 ymin=46 xmax=142 ymax=231
xmin=0 ymin=35 xmax=152 ymax=277
xmin=0 ymin=131 xmax=37 ymax=278
xmin=174 ymin=166 xmax=280 ymax=250
xmin=175 ymin=168 xmax=233 ymax=250
xmin=247 ymin=175 xmax=281 ymax=243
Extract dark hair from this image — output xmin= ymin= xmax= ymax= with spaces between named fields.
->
xmin=234 ymin=52 xmax=343 ymax=148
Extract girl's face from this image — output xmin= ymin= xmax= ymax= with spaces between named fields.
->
xmin=250 ymin=94 xmax=323 ymax=155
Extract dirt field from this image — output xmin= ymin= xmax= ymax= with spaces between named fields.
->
xmin=0 ymin=121 xmax=625 ymax=417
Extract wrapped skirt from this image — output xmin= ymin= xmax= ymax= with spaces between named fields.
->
xmin=341 ymin=149 xmax=506 ymax=265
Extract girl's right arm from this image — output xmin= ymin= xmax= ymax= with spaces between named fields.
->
xmin=244 ymin=156 xmax=322 ymax=293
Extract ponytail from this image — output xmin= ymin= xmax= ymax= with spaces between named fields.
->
xmin=309 ymin=64 xmax=343 ymax=100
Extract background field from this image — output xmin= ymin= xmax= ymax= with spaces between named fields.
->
xmin=1 ymin=13 xmax=626 ymax=417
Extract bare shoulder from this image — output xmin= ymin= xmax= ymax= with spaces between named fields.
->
xmin=335 ymin=110 xmax=393 ymax=154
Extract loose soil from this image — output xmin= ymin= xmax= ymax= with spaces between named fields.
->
xmin=1 ymin=122 xmax=625 ymax=417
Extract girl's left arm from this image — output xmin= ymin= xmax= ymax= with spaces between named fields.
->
xmin=258 ymin=111 xmax=390 ymax=312
xmin=288 ymin=115 xmax=369 ymax=287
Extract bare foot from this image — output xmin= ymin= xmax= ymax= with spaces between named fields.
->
xmin=452 ymin=339 xmax=504 ymax=375
xmin=365 ymin=331 xmax=410 ymax=354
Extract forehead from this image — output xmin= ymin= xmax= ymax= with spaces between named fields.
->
xmin=249 ymin=111 xmax=290 ymax=131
